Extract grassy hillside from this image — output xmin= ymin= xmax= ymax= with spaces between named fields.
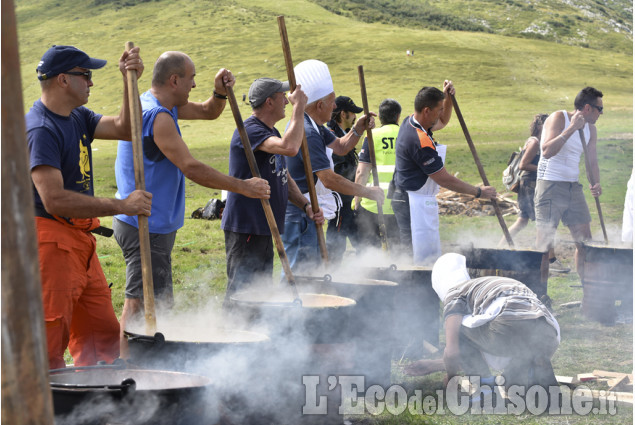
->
xmin=16 ymin=0 xmax=633 ymax=215
xmin=310 ymin=0 xmax=633 ymax=53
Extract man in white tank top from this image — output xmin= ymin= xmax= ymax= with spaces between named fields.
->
xmin=534 ymin=87 xmax=604 ymax=280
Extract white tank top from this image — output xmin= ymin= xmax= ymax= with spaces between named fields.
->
xmin=537 ymin=110 xmax=590 ymax=182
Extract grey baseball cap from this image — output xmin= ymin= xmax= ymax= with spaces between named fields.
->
xmin=248 ymin=78 xmax=290 ymax=108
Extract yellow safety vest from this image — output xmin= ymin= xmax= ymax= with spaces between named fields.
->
xmin=360 ymin=124 xmax=399 ymax=214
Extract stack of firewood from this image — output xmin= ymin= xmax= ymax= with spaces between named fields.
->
xmin=437 ymin=188 xmax=519 ymax=217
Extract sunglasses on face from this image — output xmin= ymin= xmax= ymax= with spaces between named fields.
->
xmin=64 ymin=70 xmax=92 ymax=81
xmin=589 ymin=104 xmax=603 ymax=113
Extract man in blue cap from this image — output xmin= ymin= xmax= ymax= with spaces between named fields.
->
xmin=25 ymin=45 xmax=151 ymax=369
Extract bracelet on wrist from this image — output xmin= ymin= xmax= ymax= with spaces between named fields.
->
xmin=213 ymin=90 xmax=228 ymax=100
xmin=351 ymin=126 xmax=362 ymax=137
xmin=475 ymin=187 xmax=481 ymax=198
xmin=302 ymin=202 xmax=310 ymax=212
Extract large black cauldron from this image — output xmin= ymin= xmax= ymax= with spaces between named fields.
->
xmin=295 ymin=275 xmax=398 ymax=386
xmin=228 ymin=290 xmax=357 ymax=425
xmin=581 ymin=242 xmax=633 ymax=325
xmin=124 ymin=327 xmax=270 ymax=371
xmin=50 ymin=365 xmax=213 ymax=425
xmin=363 ymin=265 xmax=440 ymax=360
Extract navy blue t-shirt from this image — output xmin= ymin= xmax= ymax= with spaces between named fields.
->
xmin=394 ymin=115 xmax=444 ymax=191
xmin=221 ymin=115 xmax=288 ymax=235
xmin=285 ymin=113 xmax=335 ymax=220
xmin=25 ymin=99 xmax=102 ymax=211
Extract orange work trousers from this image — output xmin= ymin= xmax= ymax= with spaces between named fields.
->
xmin=35 ymin=217 xmax=120 ymax=369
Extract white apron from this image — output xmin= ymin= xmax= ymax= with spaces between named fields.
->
xmin=303 ymin=146 xmax=341 ymax=220
xmin=407 ymin=144 xmax=446 ymax=265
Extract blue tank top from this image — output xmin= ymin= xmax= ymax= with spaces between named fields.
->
xmin=114 ymin=91 xmax=185 ymax=234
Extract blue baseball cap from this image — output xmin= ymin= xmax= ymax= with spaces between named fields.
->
xmin=36 ymin=45 xmax=107 ymax=81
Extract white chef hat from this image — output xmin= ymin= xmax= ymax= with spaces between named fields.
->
xmin=431 ymin=253 xmax=471 ymax=301
xmin=294 ymin=59 xmax=334 ymax=104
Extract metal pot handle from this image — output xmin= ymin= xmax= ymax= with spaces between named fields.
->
xmin=126 ymin=331 xmax=166 ymax=348
xmin=119 ymin=377 xmax=137 ymax=397
xmin=50 ymin=377 xmax=137 ymax=398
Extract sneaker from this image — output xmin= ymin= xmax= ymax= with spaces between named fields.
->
xmin=549 ymin=259 xmax=570 ymax=273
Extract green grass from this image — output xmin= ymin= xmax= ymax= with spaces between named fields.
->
xmin=15 ymin=0 xmax=633 ymax=422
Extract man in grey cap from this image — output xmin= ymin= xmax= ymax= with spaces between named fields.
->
xmin=221 ymin=78 xmax=323 ymax=304
xmin=25 ymin=44 xmax=151 ymax=369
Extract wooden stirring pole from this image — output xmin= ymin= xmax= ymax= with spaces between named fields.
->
xmin=450 ymin=94 xmax=515 ymax=248
xmin=578 ymin=128 xmax=609 ymax=244
xmin=357 ymin=65 xmax=388 ymax=251
xmin=124 ymin=41 xmax=156 ymax=334
xmin=277 ymin=15 xmax=329 ymax=265
xmin=224 ymin=84 xmax=301 ymax=302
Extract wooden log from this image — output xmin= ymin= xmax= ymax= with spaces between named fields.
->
xmin=1 ymin=1 xmax=55 ymax=422
xmin=607 ymin=375 xmax=630 ymax=392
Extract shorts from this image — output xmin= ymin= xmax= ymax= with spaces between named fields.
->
xmin=534 ymin=180 xmax=591 ymax=229
xmin=517 ymin=178 xmax=536 ymax=220
xmin=113 ymin=218 xmax=177 ymax=303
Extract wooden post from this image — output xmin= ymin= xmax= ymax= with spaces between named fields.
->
xmin=124 ymin=41 xmax=157 ymax=335
xmin=1 ymin=0 xmax=55 ymax=422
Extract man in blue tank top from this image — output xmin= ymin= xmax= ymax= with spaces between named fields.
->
xmin=113 ymin=51 xmax=270 ymax=352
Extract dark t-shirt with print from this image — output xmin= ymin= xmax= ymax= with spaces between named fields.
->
xmin=222 ymin=115 xmax=289 ymax=235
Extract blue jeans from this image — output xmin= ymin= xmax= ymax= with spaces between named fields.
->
xmin=281 ymin=213 xmax=320 ymax=278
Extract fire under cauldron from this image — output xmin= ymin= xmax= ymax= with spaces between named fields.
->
xmin=228 ymin=289 xmax=357 ymax=425
xmin=295 ymin=275 xmax=399 ymax=386
xmin=581 ymin=242 xmax=633 ymax=325
xmin=50 ymin=364 xmax=213 ymax=425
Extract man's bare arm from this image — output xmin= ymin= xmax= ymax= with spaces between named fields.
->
xmin=152 ymin=112 xmax=270 ymax=199
xmin=32 ymin=165 xmax=152 ymax=218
